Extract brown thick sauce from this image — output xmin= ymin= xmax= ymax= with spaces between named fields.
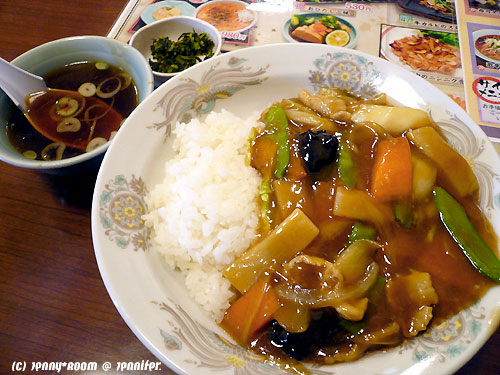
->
xmin=246 ymin=101 xmax=496 ymax=365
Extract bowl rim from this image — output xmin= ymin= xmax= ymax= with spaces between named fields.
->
xmin=129 ymin=16 xmax=223 ymax=79
xmin=0 ymin=35 xmax=154 ymax=170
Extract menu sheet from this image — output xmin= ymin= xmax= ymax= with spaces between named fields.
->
xmin=107 ymin=0 xmax=498 ymax=146
xmin=455 ymin=0 xmax=500 ymax=142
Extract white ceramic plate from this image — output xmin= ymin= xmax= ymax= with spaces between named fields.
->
xmin=380 ymin=25 xmax=463 ymax=78
xmin=91 ymin=43 xmax=500 ymax=375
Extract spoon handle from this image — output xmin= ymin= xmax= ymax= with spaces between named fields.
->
xmin=0 ymin=57 xmax=47 ymax=112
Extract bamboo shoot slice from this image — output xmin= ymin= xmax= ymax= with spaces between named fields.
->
xmin=224 ymin=208 xmax=319 ymax=293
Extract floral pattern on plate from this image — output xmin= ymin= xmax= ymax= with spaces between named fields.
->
xmin=152 ymin=57 xmax=268 ymax=139
xmin=98 ymin=174 xmax=149 ymax=251
xmin=400 ymin=303 xmax=486 ymax=362
xmin=309 ymin=52 xmax=381 ymax=96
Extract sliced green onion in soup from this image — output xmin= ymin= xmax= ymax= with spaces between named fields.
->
xmin=116 ymin=72 xmax=132 ymax=90
xmin=57 ymin=117 xmax=81 ymax=132
xmin=86 ymin=137 xmax=107 ymax=152
xmin=78 ymin=82 xmax=97 ymax=97
xmin=96 ymin=77 xmax=121 ymax=99
xmin=56 ymin=97 xmax=80 ymax=117
xmin=23 ymin=150 xmax=37 ymax=160
xmin=95 ymin=61 xmax=109 ymax=70
xmin=41 ymin=142 xmax=66 ymax=161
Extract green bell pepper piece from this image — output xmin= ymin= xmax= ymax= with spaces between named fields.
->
xmin=393 ymin=201 xmax=413 ymax=229
xmin=338 ymin=143 xmax=357 ymax=188
xmin=265 ymin=105 xmax=289 ymax=179
xmin=349 ymin=222 xmax=377 ymax=244
xmin=433 ymin=187 xmax=500 ymax=282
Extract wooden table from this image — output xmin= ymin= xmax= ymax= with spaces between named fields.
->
xmin=0 ymin=1 xmax=498 ymax=374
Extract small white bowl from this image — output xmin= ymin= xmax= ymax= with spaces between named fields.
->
xmin=129 ymin=16 xmax=222 ymax=86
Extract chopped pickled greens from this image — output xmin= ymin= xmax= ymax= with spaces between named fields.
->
xmin=149 ymin=31 xmax=215 ymax=74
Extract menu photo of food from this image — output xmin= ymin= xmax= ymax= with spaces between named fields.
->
xmin=194 ymin=0 xmax=257 ymax=41
xmin=469 ymin=24 xmax=500 ymax=75
xmin=140 ymin=0 xmax=196 ymax=24
xmin=396 ymin=0 xmax=456 ymax=23
xmin=380 ymin=25 xmax=462 ymax=82
xmin=466 ymin=0 xmax=500 ymax=16
xmin=282 ymin=13 xmax=357 ymax=48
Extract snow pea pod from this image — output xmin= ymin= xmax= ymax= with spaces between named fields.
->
xmin=433 ymin=187 xmax=500 ymax=282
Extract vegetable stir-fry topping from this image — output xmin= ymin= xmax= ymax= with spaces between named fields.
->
xmin=220 ymin=87 xmax=499 ymax=368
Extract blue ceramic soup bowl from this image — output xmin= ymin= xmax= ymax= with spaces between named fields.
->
xmin=0 ymin=35 xmax=154 ymax=174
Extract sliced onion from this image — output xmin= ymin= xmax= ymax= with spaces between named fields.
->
xmin=109 ymin=131 xmax=118 ymax=140
xmin=275 ymin=262 xmax=379 ymax=308
xmin=84 ymin=97 xmax=114 ymax=123
xmin=116 ymin=72 xmax=132 ymax=90
xmin=57 ymin=117 xmax=81 ymax=133
xmin=41 ymin=142 xmax=65 ymax=161
xmin=96 ymin=77 xmax=121 ymax=99
xmin=284 ymin=254 xmax=344 ymax=287
xmin=87 ymin=119 xmax=97 ymax=142
xmin=78 ymin=82 xmax=97 ymax=97
xmin=336 ymin=262 xmax=380 ymax=301
xmin=86 ymin=137 xmax=107 ymax=152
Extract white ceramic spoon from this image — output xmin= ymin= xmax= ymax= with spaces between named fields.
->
xmin=0 ymin=56 xmax=48 ymax=112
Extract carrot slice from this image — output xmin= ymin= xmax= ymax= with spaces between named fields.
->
xmin=371 ymin=137 xmax=412 ymax=202
xmin=221 ymin=278 xmax=280 ymax=344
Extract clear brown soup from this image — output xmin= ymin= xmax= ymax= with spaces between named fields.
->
xmin=5 ymin=61 xmax=138 ymax=161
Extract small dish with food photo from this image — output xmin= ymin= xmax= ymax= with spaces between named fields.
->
xmin=282 ymin=13 xmax=358 ymax=48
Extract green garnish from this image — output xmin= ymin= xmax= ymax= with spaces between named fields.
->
xmin=420 ymin=30 xmax=459 ymax=47
xmin=149 ymin=31 xmax=215 ymax=73
xmin=319 ymin=15 xmax=342 ymax=30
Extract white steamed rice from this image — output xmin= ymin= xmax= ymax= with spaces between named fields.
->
xmin=143 ymin=109 xmax=263 ymax=321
